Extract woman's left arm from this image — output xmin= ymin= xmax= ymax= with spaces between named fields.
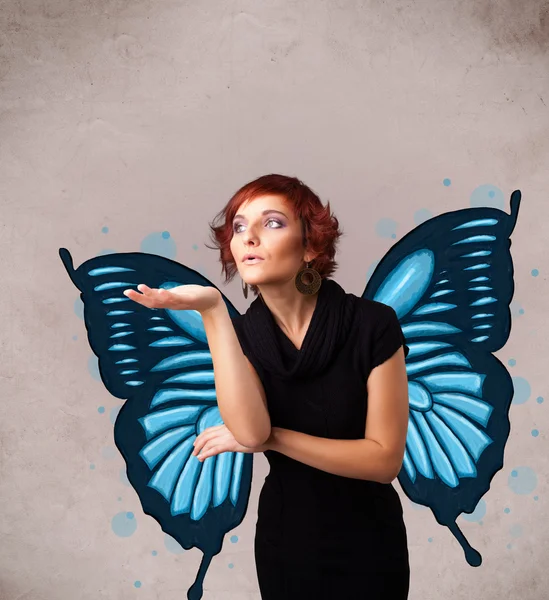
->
xmin=267 ymin=345 xmax=409 ymax=483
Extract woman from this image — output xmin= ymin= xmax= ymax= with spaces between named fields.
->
xmin=124 ymin=174 xmax=410 ymax=599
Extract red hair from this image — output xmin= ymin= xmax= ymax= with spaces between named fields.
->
xmin=207 ymin=173 xmax=343 ymax=295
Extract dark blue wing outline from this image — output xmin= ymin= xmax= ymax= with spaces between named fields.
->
xmin=60 ymin=249 xmax=252 ymax=599
xmin=362 ymin=190 xmax=521 ymax=566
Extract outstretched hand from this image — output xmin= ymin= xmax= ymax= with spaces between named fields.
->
xmin=123 ymin=283 xmax=222 ymax=314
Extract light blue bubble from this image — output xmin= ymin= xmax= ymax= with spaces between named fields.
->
xmin=118 ymin=497 xmax=122 ymax=501
xmin=537 ymin=397 xmax=544 ymax=404
xmin=508 ymin=359 xmax=516 ymax=367
xmin=102 ymin=226 xmax=109 ymax=234
xmin=88 ymin=355 xmax=101 ymax=381
xmin=508 ymin=467 xmax=538 ymax=495
xmin=230 ymin=535 xmax=239 ymax=544
xmin=134 ymin=581 xmax=142 ymax=588
xmin=531 ymin=269 xmax=539 ymax=277
xmin=519 ymin=308 xmax=525 ymax=315
xmin=72 ymin=334 xmax=78 ymax=340
xmin=98 ymin=406 xmax=105 ymax=414
xmin=504 ymin=507 xmax=510 ymax=514
xmin=90 ymin=463 xmax=95 ymax=470
xmin=375 ymin=218 xmax=398 ymax=239
xmin=164 ymin=534 xmax=185 ymax=554
xmin=140 ymin=232 xmax=177 ymax=259
xmin=228 ymin=563 xmax=234 ymax=569
xmin=462 ymin=499 xmax=486 ymax=522
xmin=532 ymin=429 xmax=539 ymax=437
xmin=120 ymin=468 xmax=130 ymax=487
xmin=110 ymin=405 xmax=122 ymax=424
xmin=96 ymin=248 xmax=116 ymax=257
xmin=365 ymin=260 xmax=380 ymax=284
xmin=534 ymin=496 xmax=539 ymax=501
xmin=152 ymin=550 xmax=158 ymax=556
xmin=74 ymin=297 xmax=84 ymax=320
xmin=510 ymin=300 xmax=525 ymax=317
xmin=414 ymin=208 xmax=433 ymax=225
xmin=507 ymin=543 xmax=512 ymax=549
xmin=111 ymin=511 xmax=137 ymax=537
xmin=510 ymin=524 xmax=522 ymax=538
xmin=470 ymin=184 xmax=505 ymax=209
xmin=512 ymin=377 xmax=531 ymax=405
xmin=443 ymin=178 xmax=451 ymax=187
xmin=102 ymin=446 xmax=117 ymax=460
xmin=428 ymin=537 xmax=433 ymax=543
xmin=192 ymin=244 xmax=199 ymax=251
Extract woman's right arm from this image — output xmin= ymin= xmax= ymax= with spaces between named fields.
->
xmin=200 ymin=300 xmax=271 ymax=448
xmin=123 ymin=283 xmax=271 ymax=448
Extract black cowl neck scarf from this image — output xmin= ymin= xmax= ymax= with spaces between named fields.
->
xmin=241 ymin=278 xmax=357 ymax=380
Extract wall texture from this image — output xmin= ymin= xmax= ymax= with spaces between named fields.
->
xmin=1 ymin=1 xmax=548 ymax=598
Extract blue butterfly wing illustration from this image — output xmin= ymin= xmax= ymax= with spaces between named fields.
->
xmin=362 ymin=190 xmax=521 ymax=566
xmin=60 ymin=249 xmax=252 ymax=600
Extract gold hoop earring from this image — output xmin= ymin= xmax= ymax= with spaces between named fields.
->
xmin=241 ymin=277 xmax=249 ymax=299
xmin=295 ymin=262 xmax=322 ymax=295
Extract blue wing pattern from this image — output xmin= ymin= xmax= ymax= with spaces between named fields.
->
xmin=362 ymin=190 xmax=521 ymax=566
xmin=60 ymin=249 xmax=252 ymax=599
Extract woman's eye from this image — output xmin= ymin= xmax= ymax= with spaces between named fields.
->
xmin=266 ymin=218 xmax=283 ymax=228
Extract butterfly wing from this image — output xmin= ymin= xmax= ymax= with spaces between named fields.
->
xmin=362 ymin=190 xmax=521 ymax=566
xmin=60 ymin=249 xmax=252 ymax=599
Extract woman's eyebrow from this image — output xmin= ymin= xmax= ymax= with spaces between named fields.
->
xmin=233 ymin=209 xmax=288 ymax=220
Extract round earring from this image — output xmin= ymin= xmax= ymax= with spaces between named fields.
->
xmin=295 ymin=262 xmax=322 ymax=295
xmin=241 ymin=277 xmax=249 ymax=299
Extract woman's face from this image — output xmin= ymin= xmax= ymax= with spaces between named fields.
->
xmin=230 ymin=194 xmax=311 ymax=289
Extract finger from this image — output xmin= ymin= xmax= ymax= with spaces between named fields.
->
xmin=193 ymin=426 xmax=225 ymax=448
xmin=123 ymin=289 xmax=155 ymax=308
xmin=197 ymin=445 xmax=225 ymax=461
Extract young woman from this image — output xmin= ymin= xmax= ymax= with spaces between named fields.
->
xmin=123 ymin=174 xmax=410 ymax=599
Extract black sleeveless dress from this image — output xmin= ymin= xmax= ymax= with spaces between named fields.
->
xmin=232 ymin=278 xmax=410 ymax=600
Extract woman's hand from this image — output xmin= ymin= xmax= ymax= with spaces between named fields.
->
xmin=123 ymin=283 xmax=222 ymax=314
xmin=192 ymin=425 xmax=269 ymax=461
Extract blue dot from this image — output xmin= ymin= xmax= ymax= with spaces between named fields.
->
xmin=519 ymin=308 xmax=525 ymax=315
xmin=510 ymin=524 xmax=522 ymax=538
xmin=164 ymin=534 xmax=185 ymax=554
xmin=428 ymin=537 xmax=433 ymax=543
xmin=508 ymin=359 xmax=516 ymax=367
xmin=192 ymin=244 xmax=199 ymax=251
xmin=537 ymin=396 xmax=544 ymax=404
xmin=532 ymin=429 xmax=539 ymax=437
xmin=470 ymin=184 xmax=505 ymax=209
xmin=126 ymin=512 xmax=134 ymax=519
xmin=228 ymin=563 xmax=234 ymax=569
xmin=118 ymin=497 xmax=122 ymax=501
xmin=111 ymin=511 xmax=137 ymax=537
xmin=98 ymin=406 xmax=105 ymax=414
xmin=134 ymin=581 xmax=141 ymax=588
xmin=512 ymin=377 xmax=531 ymax=405
xmin=504 ymin=507 xmax=510 ymax=514
xmin=140 ymin=232 xmax=177 ymax=259
xmin=88 ymin=355 xmax=101 ymax=381
xmin=110 ymin=405 xmax=122 ymax=424
xmin=507 ymin=543 xmax=512 ymax=549
xmin=74 ymin=297 xmax=84 ymax=320
xmin=508 ymin=466 xmax=538 ymax=495
xmin=531 ymin=269 xmax=539 ymax=277
xmin=414 ymin=209 xmax=433 ymax=225
xmin=230 ymin=535 xmax=239 ymax=544
xmin=102 ymin=226 xmax=109 ymax=234
xmin=90 ymin=463 xmax=95 ymax=470
xmin=461 ymin=499 xmax=486 ymax=522
xmin=534 ymin=496 xmax=539 ymax=501
xmin=375 ymin=218 xmax=398 ymax=239
xmin=443 ymin=178 xmax=451 ymax=186
xmin=152 ymin=550 xmax=157 ymax=556
xmin=72 ymin=334 xmax=78 ymax=340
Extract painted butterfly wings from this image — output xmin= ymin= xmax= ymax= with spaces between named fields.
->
xmin=362 ymin=190 xmax=521 ymax=566
xmin=60 ymin=249 xmax=252 ymax=600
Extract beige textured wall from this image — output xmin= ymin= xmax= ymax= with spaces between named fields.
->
xmin=1 ymin=1 xmax=548 ymax=598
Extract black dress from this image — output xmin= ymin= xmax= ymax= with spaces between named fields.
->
xmin=232 ymin=278 xmax=410 ymax=600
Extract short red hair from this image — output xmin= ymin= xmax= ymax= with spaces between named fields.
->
xmin=207 ymin=173 xmax=343 ymax=295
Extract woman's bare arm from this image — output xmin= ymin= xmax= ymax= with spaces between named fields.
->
xmin=201 ymin=299 xmax=271 ymax=448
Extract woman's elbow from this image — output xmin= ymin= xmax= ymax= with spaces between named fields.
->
xmin=235 ymin=425 xmax=271 ymax=449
